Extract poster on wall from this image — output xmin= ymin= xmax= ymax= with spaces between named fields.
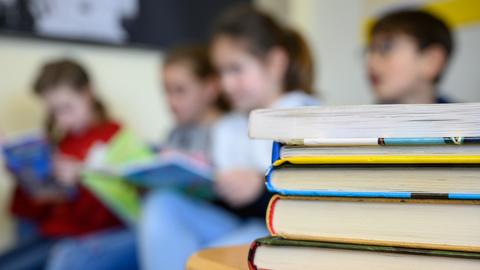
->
xmin=0 ymin=0 xmax=249 ymax=48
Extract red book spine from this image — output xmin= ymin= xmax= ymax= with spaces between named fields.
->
xmin=248 ymin=240 xmax=260 ymax=270
xmin=266 ymin=195 xmax=280 ymax=236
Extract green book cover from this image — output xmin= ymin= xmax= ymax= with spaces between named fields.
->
xmin=252 ymin=237 xmax=480 ymax=260
xmin=82 ymin=129 xmax=154 ymax=226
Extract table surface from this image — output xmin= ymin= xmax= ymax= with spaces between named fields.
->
xmin=186 ymin=245 xmax=250 ymax=270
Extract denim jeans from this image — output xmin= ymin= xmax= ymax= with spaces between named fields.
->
xmin=0 ymin=220 xmax=137 ymax=270
xmin=0 ymin=236 xmax=57 ymax=270
xmin=139 ymin=190 xmax=268 ymax=270
xmin=0 ymin=218 xmax=54 ymax=270
xmin=46 ymin=228 xmax=138 ymax=270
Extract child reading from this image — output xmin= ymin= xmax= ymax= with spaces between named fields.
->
xmin=366 ymin=9 xmax=454 ymax=104
xmin=139 ymin=5 xmax=319 ymax=270
xmin=0 ymin=59 xmax=136 ymax=270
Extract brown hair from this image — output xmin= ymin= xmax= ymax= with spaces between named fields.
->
xmin=369 ymin=9 xmax=454 ymax=83
xmin=212 ymin=5 xmax=314 ymax=94
xmin=164 ymin=46 xmax=230 ymax=112
xmin=33 ymin=58 xmax=109 ymax=143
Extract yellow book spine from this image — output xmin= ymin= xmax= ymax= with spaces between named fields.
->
xmin=273 ymin=155 xmax=480 ymax=166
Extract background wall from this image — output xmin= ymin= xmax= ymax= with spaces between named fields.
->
xmin=1 ymin=0 xmax=479 ymax=251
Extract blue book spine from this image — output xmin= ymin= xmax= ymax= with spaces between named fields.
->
xmin=271 ymin=141 xmax=283 ymax=164
xmin=380 ymin=136 xmax=480 ymax=145
xmin=264 ymin=166 xmax=480 ymax=199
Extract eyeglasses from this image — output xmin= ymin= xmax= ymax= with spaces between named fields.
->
xmin=365 ymin=36 xmax=418 ymax=57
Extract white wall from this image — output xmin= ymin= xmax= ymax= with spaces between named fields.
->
xmin=0 ymin=36 xmax=173 ymax=251
xmin=287 ymin=0 xmax=373 ymax=104
xmin=0 ymin=37 xmax=172 ymax=140
xmin=441 ymin=25 xmax=480 ymax=102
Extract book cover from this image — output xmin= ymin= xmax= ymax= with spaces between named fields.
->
xmin=265 ymin=163 xmax=480 ymax=200
xmin=265 ymin=195 xmax=480 ymax=252
xmin=88 ymin=149 xmax=214 ymax=199
xmin=272 ymin=155 xmax=480 ymax=166
xmin=248 ymin=237 xmax=480 ymax=270
xmin=271 ymin=141 xmax=480 ymax=164
xmin=281 ymin=136 xmax=480 ymax=147
xmin=2 ymin=133 xmax=51 ymax=181
xmin=0 ymin=132 xmax=70 ymax=197
xmin=249 ymin=103 xmax=480 ymax=142
xmin=82 ymin=129 xmax=154 ymax=225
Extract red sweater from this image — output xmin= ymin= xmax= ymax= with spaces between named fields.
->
xmin=11 ymin=121 xmax=122 ymax=237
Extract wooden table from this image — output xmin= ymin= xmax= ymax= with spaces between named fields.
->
xmin=186 ymin=245 xmax=250 ymax=270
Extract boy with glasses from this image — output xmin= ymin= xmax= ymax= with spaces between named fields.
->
xmin=366 ymin=9 xmax=454 ymax=104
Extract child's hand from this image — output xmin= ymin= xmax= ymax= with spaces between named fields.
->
xmin=32 ymin=188 xmax=69 ymax=204
xmin=215 ymin=169 xmax=265 ymax=208
xmin=53 ymin=154 xmax=83 ymax=187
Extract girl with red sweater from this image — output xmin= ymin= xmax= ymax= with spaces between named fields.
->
xmin=0 ymin=59 xmax=134 ymax=270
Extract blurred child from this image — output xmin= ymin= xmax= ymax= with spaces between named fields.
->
xmin=367 ymin=9 xmax=454 ymax=104
xmin=0 ymin=59 xmax=135 ymax=270
xmin=140 ymin=5 xmax=319 ymax=270
xmin=162 ymin=46 xmax=229 ymax=157
xmin=139 ymin=45 xmax=231 ymax=268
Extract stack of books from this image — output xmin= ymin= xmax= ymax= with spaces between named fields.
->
xmin=247 ymin=103 xmax=480 ymax=270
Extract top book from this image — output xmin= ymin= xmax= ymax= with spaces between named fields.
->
xmin=248 ymin=103 xmax=480 ymax=145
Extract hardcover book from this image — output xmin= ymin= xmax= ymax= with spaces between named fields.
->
xmin=249 ymin=103 xmax=480 ymax=143
xmin=266 ymin=195 xmax=480 ymax=252
xmin=248 ymin=237 xmax=480 ymax=270
xmin=266 ymin=163 xmax=480 ymax=199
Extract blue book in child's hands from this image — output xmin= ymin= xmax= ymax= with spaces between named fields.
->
xmin=0 ymin=134 xmax=76 ymax=198
xmin=1 ymin=133 xmax=70 ymax=197
xmin=2 ymin=133 xmax=52 ymax=182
